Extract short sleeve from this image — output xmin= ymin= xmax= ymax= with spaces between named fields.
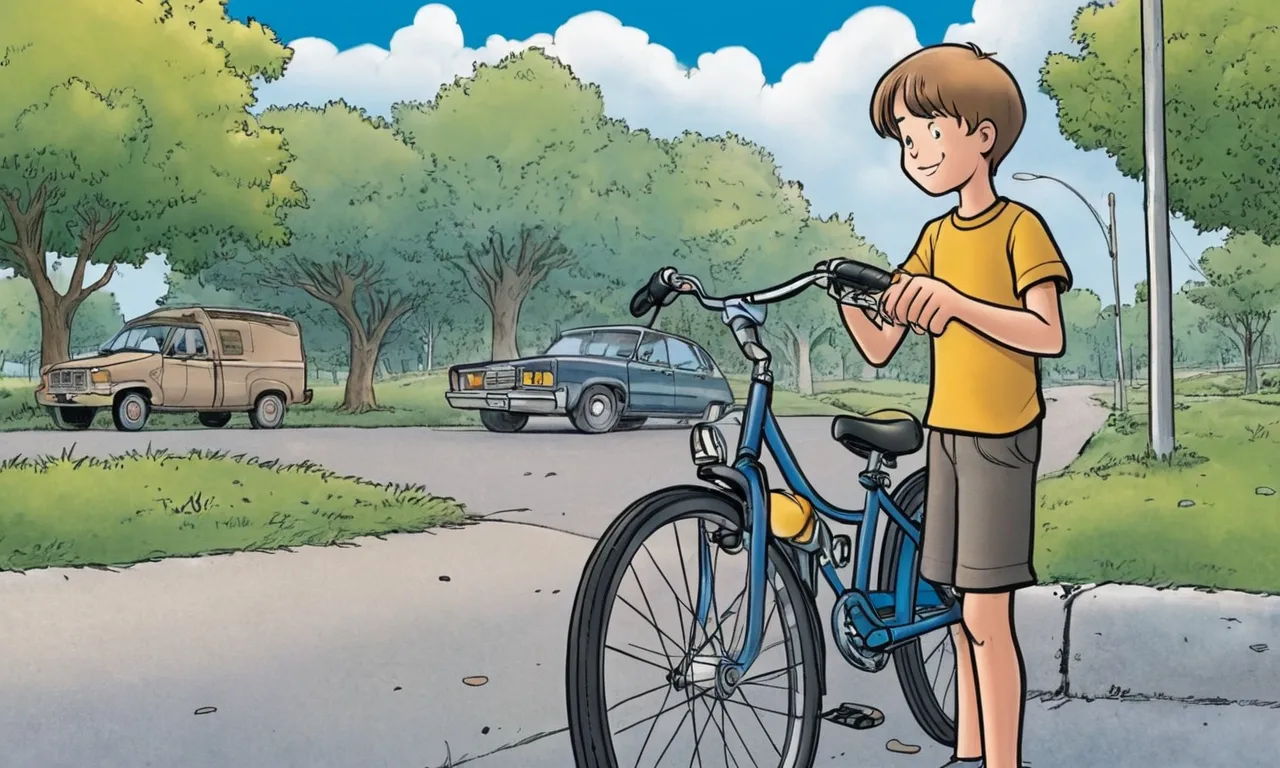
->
xmin=898 ymin=219 xmax=940 ymax=276
xmin=1009 ymin=210 xmax=1073 ymax=295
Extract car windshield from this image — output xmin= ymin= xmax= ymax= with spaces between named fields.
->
xmin=545 ymin=330 xmax=640 ymax=359
xmin=100 ymin=324 xmax=172 ymax=354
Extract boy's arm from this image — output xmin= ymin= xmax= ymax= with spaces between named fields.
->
xmin=839 ymin=223 xmax=936 ymax=366
xmin=885 ymin=210 xmax=1071 ymax=356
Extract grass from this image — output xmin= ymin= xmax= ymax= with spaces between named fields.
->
xmin=1035 ymin=395 xmax=1280 ymax=593
xmin=0 ymin=373 xmax=929 ymax=431
xmin=0 ymin=448 xmax=467 ymax=571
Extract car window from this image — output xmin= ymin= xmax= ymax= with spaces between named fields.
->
xmin=101 ymin=325 xmax=172 ymax=354
xmin=219 ymin=329 xmax=245 ymax=356
xmin=668 ymin=338 xmax=706 ymax=371
xmin=169 ymin=328 xmax=207 ymax=356
xmin=545 ymin=334 xmax=589 ymax=355
xmin=584 ymin=330 xmax=640 ymax=358
xmin=636 ymin=336 xmax=669 ymax=366
xmin=695 ymin=346 xmax=723 ymax=378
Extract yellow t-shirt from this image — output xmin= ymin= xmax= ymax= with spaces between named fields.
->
xmin=898 ymin=199 xmax=1072 ymax=436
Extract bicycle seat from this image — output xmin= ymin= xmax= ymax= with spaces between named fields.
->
xmin=832 ymin=409 xmax=924 ymax=458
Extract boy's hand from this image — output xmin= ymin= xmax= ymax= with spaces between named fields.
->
xmin=881 ymin=275 xmax=962 ymax=335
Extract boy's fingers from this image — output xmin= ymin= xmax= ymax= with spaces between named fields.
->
xmin=900 ymin=281 xmax=929 ymax=325
xmin=886 ymin=278 xmax=916 ymax=323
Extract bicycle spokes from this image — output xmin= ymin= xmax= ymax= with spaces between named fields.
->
xmin=602 ymin=515 xmax=809 ymax=767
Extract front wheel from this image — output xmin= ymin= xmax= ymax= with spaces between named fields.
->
xmin=50 ymin=406 xmax=97 ymax=431
xmin=480 ymin=410 xmax=529 ymax=433
xmin=878 ymin=468 xmax=959 ymax=747
xmin=570 ymin=385 xmax=621 ymax=434
xmin=567 ymin=486 xmax=822 ymax=767
xmin=112 ymin=392 xmax=150 ymax=432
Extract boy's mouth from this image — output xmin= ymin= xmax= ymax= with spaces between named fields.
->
xmin=918 ymin=155 xmax=945 ymax=176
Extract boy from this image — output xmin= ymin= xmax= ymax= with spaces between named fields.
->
xmin=835 ymin=43 xmax=1071 ymax=768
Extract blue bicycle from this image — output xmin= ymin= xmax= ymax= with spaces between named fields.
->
xmin=566 ymin=262 xmax=962 ymax=767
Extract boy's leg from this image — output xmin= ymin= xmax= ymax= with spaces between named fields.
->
xmin=952 ymin=424 xmax=1041 ymax=768
xmin=920 ymin=432 xmax=982 ymax=761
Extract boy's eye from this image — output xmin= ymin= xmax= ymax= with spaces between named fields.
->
xmin=930 ymin=127 xmax=942 ymax=140
xmin=904 ymin=136 xmax=914 ymax=149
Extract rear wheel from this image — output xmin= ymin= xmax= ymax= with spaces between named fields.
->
xmin=50 ymin=407 xmax=96 ymax=431
xmin=249 ymin=393 xmax=286 ymax=429
xmin=198 ymin=412 xmax=232 ymax=429
xmin=878 ymin=468 xmax=959 ymax=747
xmin=480 ymin=410 xmax=529 ymax=433
xmin=570 ymin=385 xmax=621 ymax=434
xmin=112 ymin=392 xmax=150 ymax=432
xmin=567 ymin=487 xmax=822 ymax=767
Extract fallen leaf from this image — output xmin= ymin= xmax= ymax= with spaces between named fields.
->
xmin=463 ymin=676 xmax=489 ymax=687
xmin=885 ymin=739 xmax=920 ymax=754
xmin=194 ymin=706 xmax=217 ymax=716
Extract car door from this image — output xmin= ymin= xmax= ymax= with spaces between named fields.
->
xmin=627 ymin=333 xmax=676 ymax=413
xmin=667 ymin=337 xmax=719 ymax=414
xmin=164 ymin=327 xmax=217 ymax=408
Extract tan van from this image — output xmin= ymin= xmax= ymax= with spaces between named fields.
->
xmin=36 ymin=307 xmax=313 ymax=432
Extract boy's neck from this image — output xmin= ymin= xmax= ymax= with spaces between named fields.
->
xmin=955 ymin=171 xmax=999 ymax=218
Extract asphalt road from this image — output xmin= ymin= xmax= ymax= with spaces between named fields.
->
xmin=2 ymin=386 xmax=1276 ymax=767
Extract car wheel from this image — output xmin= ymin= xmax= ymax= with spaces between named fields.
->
xmin=112 ymin=392 xmax=150 ymax=432
xmin=616 ymin=417 xmax=647 ymax=431
xmin=198 ymin=412 xmax=233 ymax=429
xmin=49 ymin=406 xmax=96 ymax=431
xmin=249 ymin=393 xmax=286 ymax=429
xmin=570 ymin=385 xmax=622 ymax=434
xmin=480 ymin=410 xmax=529 ymax=433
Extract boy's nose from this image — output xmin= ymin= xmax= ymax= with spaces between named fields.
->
xmin=908 ymin=150 xmax=919 ymax=160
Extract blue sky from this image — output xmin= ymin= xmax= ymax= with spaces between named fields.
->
xmin=227 ymin=0 xmax=976 ymax=83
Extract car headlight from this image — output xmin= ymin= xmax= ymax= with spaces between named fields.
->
xmin=465 ymin=372 xmax=484 ymax=389
xmin=690 ymin=424 xmax=728 ymax=466
xmin=520 ymin=370 xmax=554 ymax=387
xmin=90 ymin=368 xmax=110 ymax=386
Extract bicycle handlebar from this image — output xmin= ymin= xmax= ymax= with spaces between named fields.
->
xmin=627 ymin=259 xmax=893 ymax=319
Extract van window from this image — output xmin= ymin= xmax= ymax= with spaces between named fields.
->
xmin=169 ymin=328 xmax=207 ymax=356
xmin=101 ymin=325 xmax=173 ymax=354
xmin=219 ymin=329 xmax=244 ymax=356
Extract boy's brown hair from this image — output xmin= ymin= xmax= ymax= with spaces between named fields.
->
xmin=869 ymin=43 xmax=1026 ymax=174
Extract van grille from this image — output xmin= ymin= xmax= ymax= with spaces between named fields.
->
xmin=48 ymin=369 xmax=88 ymax=393
xmin=484 ymin=366 xmax=516 ymax=390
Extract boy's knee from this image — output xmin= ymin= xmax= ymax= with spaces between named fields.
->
xmin=959 ymin=591 xmax=1014 ymax=646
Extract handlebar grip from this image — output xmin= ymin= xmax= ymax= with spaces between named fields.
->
xmin=831 ymin=261 xmax=894 ymax=293
xmin=629 ymin=268 xmax=677 ymax=318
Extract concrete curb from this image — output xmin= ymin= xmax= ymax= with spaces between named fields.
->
xmin=1016 ymin=583 xmax=1280 ymax=703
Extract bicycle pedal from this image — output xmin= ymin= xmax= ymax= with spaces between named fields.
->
xmin=830 ymin=535 xmax=851 ymax=569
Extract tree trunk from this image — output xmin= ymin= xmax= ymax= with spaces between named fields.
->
xmin=1243 ymin=328 xmax=1258 ymax=395
xmin=795 ymin=336 xmax=814 ymax=396
xmin=835 ymin=355 xmax=844 ymax=381
xmin=330 ymin=369 xmax=339 ymax=385
xmin=342 ymin=341 xmax=380 ymax=412
xmin=490 ymin=283 xmax=526 ymax=362
xmin=860 ymin=361 xmax=877 ymax=381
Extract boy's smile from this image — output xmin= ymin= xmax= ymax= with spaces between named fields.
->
xmin=918 ymin=155 xmax=945 ymax=176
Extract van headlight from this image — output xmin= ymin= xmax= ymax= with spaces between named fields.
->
xmin=690 ymin=424 xmax=728 ymax=466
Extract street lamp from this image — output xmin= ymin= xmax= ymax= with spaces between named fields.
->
xmin=1012 ymin=172 xmax=1127 ymax=411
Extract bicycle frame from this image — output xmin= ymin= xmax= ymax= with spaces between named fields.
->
xmin=701 ymin=377 xmax=962 ymax=678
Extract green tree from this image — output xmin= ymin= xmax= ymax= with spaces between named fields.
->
xmin=1185 ymin=232 xmax=1280 ymax=393
xmin=0 ymin=278 xmax=40 ymax=373
xmin=1053 ymin=289 xmax=1106 ymax=381
xmin=1042 ymin=0 xmax=1280 ymax=240
xmin=393 ymin=50 xmax=671 ymax=361
xmin=766 ymin=215 xmax=888 ymax=395
xmin=0 ymin=0 xmax=299 ymax=368
xmin=203 ymin=103 xmax=439 ymax=411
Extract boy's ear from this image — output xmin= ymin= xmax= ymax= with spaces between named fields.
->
xmin=975 ymin=119 xmax=998 ymax=154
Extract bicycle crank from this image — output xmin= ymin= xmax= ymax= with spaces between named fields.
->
xmin=831 ymin=596 xmax=889 ymax=673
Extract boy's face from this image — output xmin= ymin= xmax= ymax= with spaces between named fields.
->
xmin=893 ymin=96 xmax=993 ymax=197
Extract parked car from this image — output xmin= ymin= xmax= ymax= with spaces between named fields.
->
xmin=446 ymin=325 xmax=735 ymax=434
xmin=35 ymin=306 xmax=313 ymax=432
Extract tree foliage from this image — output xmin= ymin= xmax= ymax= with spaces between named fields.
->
xmin=1041 ymin=0 xmax=1280 ymax=241
xmin=0 ymin=0 xmax=299 ymax=367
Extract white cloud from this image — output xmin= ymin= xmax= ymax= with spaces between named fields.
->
xmin=234 ymin=0 xmax=1222 ymax=312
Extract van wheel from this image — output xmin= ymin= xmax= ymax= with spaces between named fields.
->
xmin=50 ymin=407 xmax=97 ymax=431
xmin=480 ymin=410 xmax=529 ymax=433
xmin=112 ymin=392 xmax=150 ymax=432
xmin=249 ymin=393 xmax=286 ymax=430
xmin=198 ymin=412 xmax=232 ymax=429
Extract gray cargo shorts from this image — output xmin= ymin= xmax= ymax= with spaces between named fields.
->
xmin=920 ymin=422 xmax=1042 ymax=592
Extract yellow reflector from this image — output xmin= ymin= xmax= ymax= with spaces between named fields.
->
xmin=90 ymin=369 xmax=111 ymax=385
xmin=541 ymin=371 xmax=554 ymax=386
xmin=768 ymin=490 xmax=815 ymax=542
xmin=466 ymin=372 xmax=484 ymax=388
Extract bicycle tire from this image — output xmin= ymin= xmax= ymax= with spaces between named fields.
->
xmin=878 ymin=467 xmax=959 ymax=747
xmin=567 ymin=484 xmax=823 ymax=768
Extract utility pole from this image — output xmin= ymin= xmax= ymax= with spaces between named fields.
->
xmin=1142 ymin=0 xmax=1175 ymax=457
xmin=1108 ymin=192 xmax=1126 ymax=412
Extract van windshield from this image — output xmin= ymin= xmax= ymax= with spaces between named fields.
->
xmin=100 ymin=325 xmax=173 ymax=354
